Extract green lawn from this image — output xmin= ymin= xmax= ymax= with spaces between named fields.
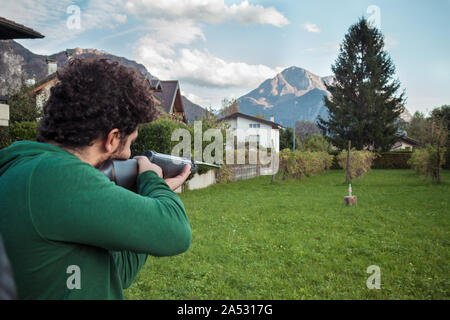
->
xmin=124 ymin=169 xmax=450 ymax=300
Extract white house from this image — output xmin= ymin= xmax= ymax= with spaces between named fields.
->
xmin=0 ymin=96 xmax=9 ymax=127
xmin=391 ymin=135 xmax=419 ymax=151
xmin=218 ymin=112 xmax=283 ymax=153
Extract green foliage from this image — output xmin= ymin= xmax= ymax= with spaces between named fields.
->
xmin=317 ymin=18 xmax=405 ymax=151
xmin=0 ymin=127 xmax=9 ymax=149
xmin=408 ymin=145 xmax=447 ymax=181
xmin=302 ymin=134 xmax=330 ymax=152
xmin=8 ymin=75 xmax=42 ymax=123
xmin=337 ymin=149 xmax=377 ymax=181
xmin=131 ymin=119 xmax=192 ymax=157
xmin=131 ymin=117 xmax=225 ymax=176
xmin=278 ymin=149 xmax=333 ymax=180
xmin=8 ymin=121 xmax=38 ymax=142
xmin=279 ymin=127 xmax=300 ymax=151
xmin=0 ymin=121 xmax=39 ymax=149
xmin=372 ymin=152 xmax=412 ymax=169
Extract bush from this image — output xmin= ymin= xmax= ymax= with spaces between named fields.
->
xmin=131 ymin=119 xmax=192 ymax=157
xmin=337 ymin=149 xmax=377 ymax=180
xmin=408 ymin=145 xmax=447 ymax=181
xmin=302 ymin=134 xmax=331 ymax=152
xmin=0 ymin=126 xmax=9 ymax=149
xmin=372 ymin=152 xmax=412 ymax=169
xmin=1 ymin=121 xmax=39 ymax=148
xmin=279 ymin=149 xmax=333 ymax=180
xmin=215 ymin=164 xmax=235 ymax=184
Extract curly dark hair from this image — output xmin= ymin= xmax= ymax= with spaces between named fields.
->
xmin=37 ymin=57 xmax=159 ymax=147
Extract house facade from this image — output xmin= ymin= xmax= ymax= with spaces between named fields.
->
xmin=391 ymin=135 xmax=419 ymax=151
xmin=218 ymin=112 xmax=283 ymax=153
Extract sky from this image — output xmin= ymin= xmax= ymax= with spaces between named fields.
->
xmin=2 ymin=0 xmax=449 ymax=115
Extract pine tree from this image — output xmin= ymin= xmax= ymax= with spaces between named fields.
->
xmin=317 ymin=18 xmax=405 ymax=151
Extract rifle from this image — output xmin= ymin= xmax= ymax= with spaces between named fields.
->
xmin=99 ymin=150 xmax=221 ymax=191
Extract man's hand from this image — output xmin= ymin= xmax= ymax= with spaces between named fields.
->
xmin=164 ymin=164 xmax=191 ymax=191
xmin=134 ymin=156 xmax=163 ymax=178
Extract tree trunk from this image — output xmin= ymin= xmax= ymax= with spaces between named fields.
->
xmin=346 ymin=140 xmax=351 ymax=184
xmin=437 ymin=139 xmax=441 ymax=184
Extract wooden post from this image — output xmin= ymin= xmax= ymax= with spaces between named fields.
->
xmin=346 ymin=140 xmax=351 ymax=184
xmin=344 ymin=196 xmax=358 ymax=206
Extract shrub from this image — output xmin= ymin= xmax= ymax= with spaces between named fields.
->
xmin=303 ymin=134 xmax=331 ymax=152
xmin=279 ymin=149 xmax=333 ymax=180
xmin=372 ymin=152 xmax=412 ymax=169
xmin=131 ymin=119 xmax=192 ymax=157
xmin=0 ymin=126 xmax=9 ymax=149
xmin=337 ymin=149 xmax=377 ymax=180
xmin=7 ymin=121 xmax=39 ymax=144
xmin=215 ymin=164 xmax=235 ymax=184
xmin=408 ymin=145 xmax=447 ymax=181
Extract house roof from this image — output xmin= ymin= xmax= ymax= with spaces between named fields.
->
xmin=153 ymin=81 xmax=179 ymax=114
xmin=398 ymin=135 xmax=419 ymax=145
xmin=31 ymin=73 xmax=57 ymax=94
xmin=149 ymin=79 xmax=162 ymax=92
xmin=218 ymin=112 xmax=284 ymax=129
xmin=0 ymin=17 xmax=45 ymax=39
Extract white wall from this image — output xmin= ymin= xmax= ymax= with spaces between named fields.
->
xmin=174 ymin=169 xmax=216 ymax=193
xmin=0 ymin=103 xmax=9 ymax=127
xmin=224 ymin=116 xmax=280 ymax=152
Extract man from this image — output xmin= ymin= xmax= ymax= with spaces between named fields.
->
xmin=0 ymin=57 xmax=192 ymax=299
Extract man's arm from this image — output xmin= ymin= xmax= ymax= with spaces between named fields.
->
xmin=110 ymin=251 xmax=148 ymax=289
xmin=28 ymin=159 xmax=191 ymax=256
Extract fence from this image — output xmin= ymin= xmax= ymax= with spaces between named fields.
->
xmin=174 ymin=164 xmax=276 ymax=193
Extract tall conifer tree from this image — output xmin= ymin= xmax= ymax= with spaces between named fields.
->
xmin=317 ymin=18 xmax=405 ymax=151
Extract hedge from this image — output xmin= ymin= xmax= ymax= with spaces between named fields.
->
xmin=372 ymin=152 xmax=413 ymax=169
xmin=278 ymin=149 xmax=333 ymax=180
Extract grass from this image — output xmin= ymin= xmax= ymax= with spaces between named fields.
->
xmin=124 ymin=169 xmax=450 ymax=300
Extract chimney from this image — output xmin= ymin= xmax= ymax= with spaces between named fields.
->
xmin=46 ymin=58 xmax=57 ymax=76
xmin=270 ymin=115 xmax=274 ymax=122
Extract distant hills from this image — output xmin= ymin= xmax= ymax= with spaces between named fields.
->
xmin=237 ymin=66 xmax=331 ymax=127
xmin=238 ymin=66 xmax=412 ymax=127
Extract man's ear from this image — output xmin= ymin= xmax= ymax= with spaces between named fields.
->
xmin=104 ymin=128 xmax=121 ymax=153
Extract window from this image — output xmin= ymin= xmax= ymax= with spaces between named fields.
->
xmin=249 ymin=123 xmax=261 ymax=128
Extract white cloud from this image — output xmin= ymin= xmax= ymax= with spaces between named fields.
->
xmin=125 ymin=0 xmax=289 ymax=27
xmin=145 ymin=18 xmax=206 ymax=46
xmin=302 ymin=22 xmax=321 ymax=33
xmin=135 ymin=36 xmax=282 ymax=88
xmin=2 ymin=0 xmax=129 ymax=54
xmin=130 ymin=0 xmax=287 ymax=89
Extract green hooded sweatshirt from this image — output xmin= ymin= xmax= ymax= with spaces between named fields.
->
xmin=0 ymin=140 xmax=191 ymax=300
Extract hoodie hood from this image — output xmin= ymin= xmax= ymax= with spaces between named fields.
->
xmin=0 ymin=140 xmax=77 ymax=177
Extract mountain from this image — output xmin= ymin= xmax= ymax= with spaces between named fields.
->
xmin=237 ymin=66 xmax=331 ymax=128
xmin=0 ymin=40 xmax=207 ymax=121
xmin=237 ymin=66 xmax=412 ymax=128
